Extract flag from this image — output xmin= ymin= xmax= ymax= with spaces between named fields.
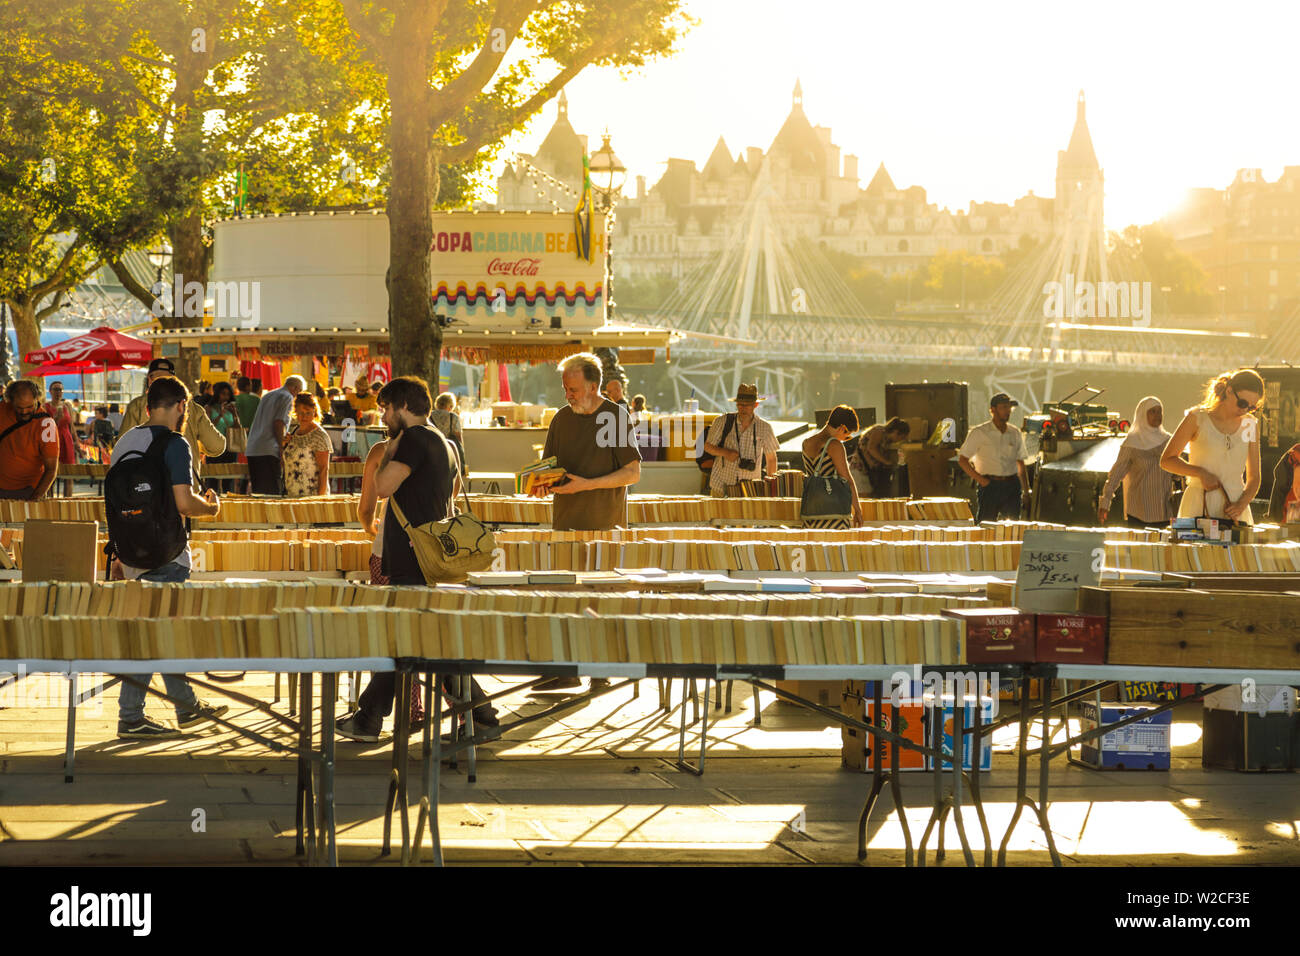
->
xmin=573 ymin=153 xmax=594 ymax=263
xmin=233 ymin=167 xmax=249 ymax=213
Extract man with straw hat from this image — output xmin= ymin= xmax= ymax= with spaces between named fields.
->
xmin=701 ymin=383 xmax=779 ymax=497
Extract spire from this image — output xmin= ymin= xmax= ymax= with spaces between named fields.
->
xmin=1061 ymin=89 xmax=1098 ymax=170
xmin=793 ymin=78 xmax=803 ymax=110
xmin=558 ymin=89 xmax=568 ymax=118
xmin=865 ymin=162 xmax=896 ymax=196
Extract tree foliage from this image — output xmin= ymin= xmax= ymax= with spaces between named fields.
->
xmin=1108 ymin=224 xmax=1214 ymax=314
xmin=337 ymin=0 xmax=695 ymax=382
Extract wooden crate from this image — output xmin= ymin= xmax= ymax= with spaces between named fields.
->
xmin=1079 ymin=586 xmax=1300 ymax=669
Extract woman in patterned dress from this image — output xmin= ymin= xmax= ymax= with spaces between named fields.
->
xmin=280 ymin=393 xmax=332 ymax=497
xmin=801 ymin=404 xmax=864 ymax=529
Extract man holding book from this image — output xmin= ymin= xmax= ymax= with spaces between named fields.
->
xmin=109 ymin=375 xmax=228 ymax=739
xmin=533 ymin=353 xmax=641 ymax=692
xmin=541 ymin=352 xmax=641 ymax=532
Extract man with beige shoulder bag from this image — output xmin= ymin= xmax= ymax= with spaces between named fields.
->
xmin=336 ymin=375 xmax=500 ymax=742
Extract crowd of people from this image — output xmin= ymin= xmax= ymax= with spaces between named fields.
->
xmin=0 ymin=355 xmax=1282 ymax=741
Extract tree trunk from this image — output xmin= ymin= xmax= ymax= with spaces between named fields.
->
xmin=166 ymin=214 xmax=206 ymax=387
xmin=385 ymin=9 xmax=441 ymax=386
xmin=10 ymin=299 xmax=41 ymax=380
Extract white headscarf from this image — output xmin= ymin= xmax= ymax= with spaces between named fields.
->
xmin=1123 ymin=396 xmax=1171 ymax=451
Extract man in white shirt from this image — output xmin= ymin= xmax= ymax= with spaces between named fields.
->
xmin=958 ymin=392 xmax=1032 ymax=521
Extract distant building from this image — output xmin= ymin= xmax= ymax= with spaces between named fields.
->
xmin=495 ymin=90 xmax=589 ymax=213
xmin=493 ymin=83 xmax=1099 ymax=285
xmin=1162 ymin=167 xmax=1300 ymax=334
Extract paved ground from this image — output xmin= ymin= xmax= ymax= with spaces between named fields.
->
xmin=0 ymin=672 xmax=1297 ymax=866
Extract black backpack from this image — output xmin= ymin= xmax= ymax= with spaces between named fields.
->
xmin=697 ymin=413 xmax=736 ymax=472
xmin=104 ymin=428 xmax=189 ymax=571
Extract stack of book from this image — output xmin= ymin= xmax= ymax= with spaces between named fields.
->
xmin=514 ymin=456 xmax=568 ymax=495
xmin=904 ymin=498 xmax=973 ymax=521
xmin=730 ymin=470 xmax=805 ymax=498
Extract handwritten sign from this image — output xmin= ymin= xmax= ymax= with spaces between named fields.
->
xmin=1014 ymin=529 xmax=1105 ymax=613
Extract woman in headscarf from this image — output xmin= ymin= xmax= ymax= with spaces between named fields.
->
xmin=1098 ymin=396 xmax=1175 ymax=527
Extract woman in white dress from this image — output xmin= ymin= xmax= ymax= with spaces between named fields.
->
xmin=1160 ymin=369 xmax=1264 ymax=524
xmin=1098 ymin=396 xmax=1175 ymax=527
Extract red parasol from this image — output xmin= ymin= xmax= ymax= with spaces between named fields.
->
xmin=26 ymin=360 xmax=142 ymax=377
xmin=25 ymin=326 xmax=152 ymax=367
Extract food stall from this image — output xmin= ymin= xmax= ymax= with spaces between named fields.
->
xmin=143 ymin=209 xmax=680 ymax=484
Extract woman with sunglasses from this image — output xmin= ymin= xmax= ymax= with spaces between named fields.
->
xmin=1160 ymin=369 xmax=1264 ymax=524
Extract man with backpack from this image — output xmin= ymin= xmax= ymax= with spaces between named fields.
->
xmin=106 ymin=375 xmax=229 ymax=739
xmin=700 ymin=384 xmax=779 ymax=497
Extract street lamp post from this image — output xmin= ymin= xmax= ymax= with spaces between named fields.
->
xmin=588 ymin=132 xmax=627 ymax=322
xmin=587 ymin=131 xmax=628 ymax=394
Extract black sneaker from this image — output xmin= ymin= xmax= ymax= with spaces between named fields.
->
xmin=176 ymin=702 xmax=230 ymax=729
xmin=117 ymin=717 xmax=182 ymax=740
xmin=337 ymin=712 xmax=382 ymax=743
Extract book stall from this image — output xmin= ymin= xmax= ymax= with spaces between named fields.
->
xmin=4 ymin=504 xmax=1300 ymax=868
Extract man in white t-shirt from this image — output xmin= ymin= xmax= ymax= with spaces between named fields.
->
xmin=958 ymin=392 xmax=1031 ymax=521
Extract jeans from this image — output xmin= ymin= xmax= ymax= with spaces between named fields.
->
xmin=118 ymin=560 xmax=197 ymax=722
xmin=247 ymin=455 xmax=283 ymax=495
xmin=976 ymin=476 xmax=1023 ymax=522
xmin=138 ymin=560 xmax=191 ymax=583
xmin=0 ymin=487 xmax=34 ymax=500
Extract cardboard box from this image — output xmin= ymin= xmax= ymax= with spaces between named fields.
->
xmin=943 ymin=607 xmax=1035 ymax=663
xmin=998 ymin=677 xmax=1042 ymax=702
xmin=902 ymin=446 xmax=954 ymax=498
xmin=1202 ymin=684 xmax=1297 ymax=717
xmin=22 ymin=520 xmax=99 ymax=583
xmin=924 ymin=694 xmax=993 ymax=771
xmin=1076 ymin=701 xmax=1172 ymax=770
xmin=902 ymin=417 xmax=930 ymax=445
xmin=1202 ymin=710 xmax=1299 ymax=772
xmin=841 ymin=680 xmax=925 ymax=772
xmin=1035 ymin=612 xmax=1107 ymax=664
xmin=774 ymin=679 xmax=841 ymax=709
xmin=985 ymin=580 xmax=1016 ymax=605
xmin=1120 ymin=681 xmax=1196 ymax=704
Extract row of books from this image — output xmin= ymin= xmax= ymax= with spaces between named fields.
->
xmin=13 ymin=529 xmax=1296 ymax=577
xmin=489 ymin=521 xmax=1168 ymax=544
xmin=467 ymin=539 xmax=1030 ymax=573
xmin=0 ymin=580 xmax=989 ymax=620
xmin=728 ymin=471 xmax=806 ymax=498
xmin=1106 ymin=541 xmax=1300 ymax=573
xmin=0 ymin=607 xmax=965 ymax=665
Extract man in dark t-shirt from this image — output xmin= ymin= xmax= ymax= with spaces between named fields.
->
xmin=532 ymin=354 xmax=641 ymax=693
xmin=337 ymin=375 xmax=499 ymax=742
xmin=541 ymin=353 xmax=641 ymax=532
xmin=380 ymin=419 xmax=457 ymax=583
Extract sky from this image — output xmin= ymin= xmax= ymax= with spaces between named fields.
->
xmin=493 ymin=0 xmax=1300 ymax=231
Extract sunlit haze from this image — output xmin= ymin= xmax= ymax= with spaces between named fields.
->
xmin=496 ymin=0 xmax=1300 ymax=231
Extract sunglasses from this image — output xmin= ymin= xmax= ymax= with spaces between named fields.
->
xmin=1229 ymin=387 xmax=1258 ymax=413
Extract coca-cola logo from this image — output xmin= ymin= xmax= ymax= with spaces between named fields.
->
xmin=487 ymin=257 xmax=541 ymax=276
